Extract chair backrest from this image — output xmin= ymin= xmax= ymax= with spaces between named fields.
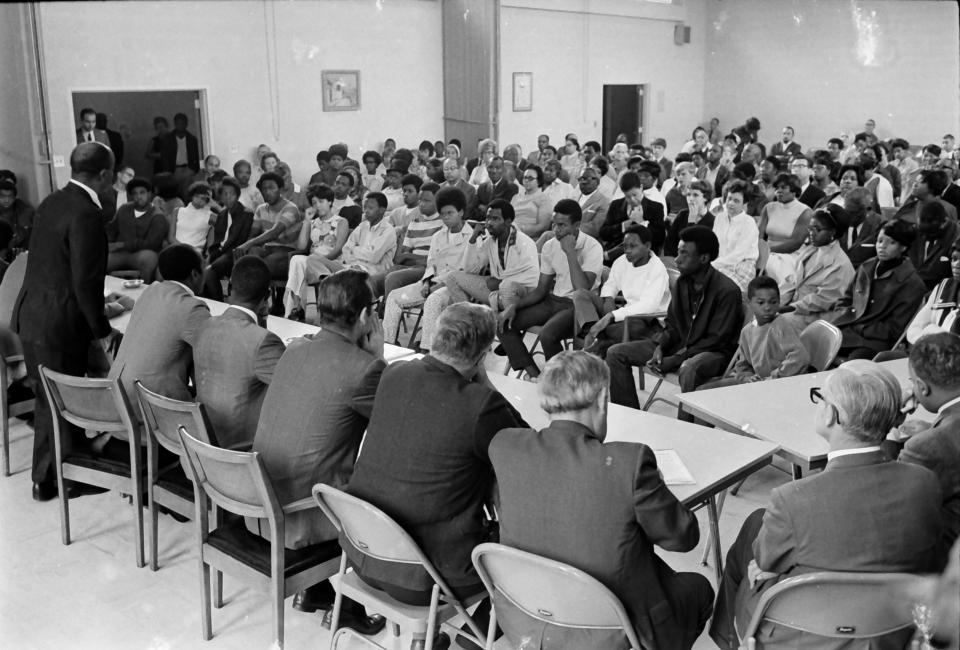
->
xmin=135 ymin=380 xmax=216 ymax=457
xmin=471 ymin=543 xmax=644 ymax=650
xmin=741 ymin=571 xmax=917 ymax=643
xmin=312 ymin=483 xmax=428 ymax=566
xmin=0 ymin=253 xmax=28 ymax=327
xmin=39 ymin=365 xmax=138 ymax=437
xmin=799 ymin=319 xmax=842 ymax=372
xmin=177 ymin=425 xmax=279 ymax=520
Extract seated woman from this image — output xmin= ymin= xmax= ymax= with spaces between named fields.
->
xmin=712 ymin=180 xmax=759 ymax=294
xmin=168 ymin=181 xmax=214 ymax=253
xmin=816 ymin=163 xmax=862 ymax=210
xmin=511 ymin=164 xmax=553 ymax=239
xmin=759 ymin=173 xmax=814 ymax=283
xmin=833 ymin=220 xmax=926 ymax=360
xmin=283 ymin=184 xmax=349 ymax=320
xmin=906 ymin=239 xmax=960 ymax=344
xmin=779 ymin=206 xmax=856 ymax=330
xmin=838 ymin=186 xmax=882 ymax=268
xmin=663 ymin=179 xmax=715 ymax=257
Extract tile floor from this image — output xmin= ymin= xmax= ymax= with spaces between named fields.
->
xmin=0 ymin=330 xmax=791 ymax=649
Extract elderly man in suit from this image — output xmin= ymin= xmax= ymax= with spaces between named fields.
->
xmin=441 ymin=155 xmax=479 ymax=221
xmin=200 ymin=176 xmax=254 ymax=300
xmin=573 ymin=167 xmax=610 ymax=240
xmin=475 ymin=156 xmax=518 ymax=217
xmin=109 ymin=245 xmax=210 ymax=402
xmin=249 ymin=269 xmax=386 ymax=636
xmin=75 ymin=107 xmax=109 ymax=146
xmin=192 ymin=257 xmax=283 ymax=449
xmin=491 ymin=351 xmax=713 ymax=650
xmin=710 ymin=360 xmax=944 ymax=649
xmin=347 ymin=303 xmax=527 ymax=650
xmin=14 ymin=142 xmax=116 ymax=501
xmin=886 ymin=333 xmax=960 ymax=549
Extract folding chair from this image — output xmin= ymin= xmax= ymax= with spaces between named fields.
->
xmin=38 ymin=366 xmax=145 ymax=568
xmin=313 ymin=483 xmax=486 ymax=650
xmin=0 ymin=253 xmax=32 ymax=476
xmin=396 ymin=303 xmax=425 ymax=348
xmin=501 ymin=323 xmax=576 ymax=377
xmin=178 ymin=426 xmax=340 ymax=649
xmin=471 ymin=543 xmax=648 ymax=650
xmin=739 ymin=571 xmax=917 ymax=650
xmin=135 ymin=381 xmax=220 ymax=571
xmin=798 ymin=319 xmax=842 ymax=371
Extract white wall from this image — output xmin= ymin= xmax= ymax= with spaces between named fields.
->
xmin=38 ymin=0 xmax=444 ymax=188
xmin=498 ymin=0 xmax=707 ymax=156
xmin=704 ymin=0 xmax=960 ymax=153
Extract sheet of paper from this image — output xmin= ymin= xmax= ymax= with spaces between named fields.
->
xmin=654 ymin=449 xmax=696 ymax=485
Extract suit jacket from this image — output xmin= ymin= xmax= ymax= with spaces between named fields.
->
xmin=108 ymin=281 xmax=210 ymax=402
xmin=192 ymin=307 xmax=284 ymax=449
xmin=736 ymin=450 xmax=943 ymax=649
xmin=838 ymin=213 xmax=882 ymax=268
xmin=75 ymin=128 xmax=109 ymax=146
xmin=578 ymin=190 xmax=611 ymax=240
xmin=797 ymin=184 xmax=825 ymax=209
xmin=598 ymin=196 xmax=664 ymax=254
xmin=105 ymin=128 xmax=124 ymax=167
xmin=895 ymin=402 xmax=960 ymax=549
xmin=490 ymin=421 xmax=700 ymax=649
xmin=14 ymin=182 xmax=111 ymax=346
xmin=698 ymin=164 xmax=731 ymax=201
xmin=248 ymin=329 xmax=384 ymax=548
xmin=159 ymin=130 xmax=200 ymax=173
xmin=208 ymin=202 xmax=254 ymax=262
xmin=943 ymin=184 xmax=960 ymax=216
xmin=476 ymin=177 xmax=518 ymax=214
xmin=833 ymin=257 xmax=926 ymax=352
xmin=894 ymin=197 xmax=958 ymax=224
xmin=347 ymin=356 xmax=526 ymax=591
xmin=909 ymin=220 xmax=959 ymax=290
xmin=664 ymin=209 xmax=715 ymax=257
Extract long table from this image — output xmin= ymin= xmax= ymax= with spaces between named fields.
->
xmin=488 ymin=372 xmax=779 ymax=582
xmin=104 ymin=276 xmax=417 ymax=363
xmin=677 ymin=358 xmax=935 ymax=477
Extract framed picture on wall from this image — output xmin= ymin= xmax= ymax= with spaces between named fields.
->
xmin=512 ymin=72 xmax=532 ymax=112
xmin=322 ymin=70 xmax=361 ymax=111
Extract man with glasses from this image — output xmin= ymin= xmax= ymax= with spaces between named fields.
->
xmin=790 ymin=155 xmax=824 ymax=208
xmin=710 ymin=360 xmax=944 ymax=649
xmin=573 ymin=167 xmax=610 ymax=240
xmin=441 ymin=155 xmax=478 ymax=221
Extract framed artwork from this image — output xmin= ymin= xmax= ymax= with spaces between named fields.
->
xmin=512 ymin=72 xmax=533 ymax=112
xmin=322 ymin=70 xmax=361 ymax=111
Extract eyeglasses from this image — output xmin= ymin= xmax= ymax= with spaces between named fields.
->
xmin=810 ymin=386 xmax=843 ymax=424
xmin=522 ymin=175 xmax=538 ymax=181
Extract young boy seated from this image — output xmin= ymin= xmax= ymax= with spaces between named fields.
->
xmin=699 ymin=276 xmax=810 ymax=389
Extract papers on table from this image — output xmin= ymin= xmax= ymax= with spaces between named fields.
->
xmin=654 ymin=449 xmax=696 ymax=485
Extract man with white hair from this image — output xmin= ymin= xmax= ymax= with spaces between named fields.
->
xmin=710 ymin=360 xmax=944 ymax=649
xmin=490 ymin=351 xmax=712 ymax=649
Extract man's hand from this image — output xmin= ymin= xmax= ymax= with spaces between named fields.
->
xmin=233 ymin=244 xmax=249 ymax=259
xmin=584 ymin=313 xmax=613 ymax=350
xmin=497 ymin=304 xmax=517 ymax=332
xmin=747 ymin=559 xmax=778 ymax=589
xmin=469 ymin=223 xmax=486 ymax=244
xmin=558 ymin=232 xmax=577 ymax=256
xmin=360 ymin=311 xmax=385 ymax=359
xmin=101 ymin=330 xmax=121 ymax=357
xmin=647 ymin=346 xmax=664 ymax=371
xmin=485 ymin=276 xmax=501 ymax=291
xmin=420 ymin=281 xmax=432 ymax=298
xmin=743 ymin=374 xmax=763 ymax=383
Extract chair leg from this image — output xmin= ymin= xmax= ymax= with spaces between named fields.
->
xmin=485 ymin=608 xmax=497 ymax=650
xmin=213 ymin=571 xmax=223 ymax=609
xmin=149 ymin=487 xmax=159 ymax=571
xmin=273 ymin=572 xmax=284 ymax=649
xmin=1 ymin=372 xmax=9 ymax=477
xmin=640 ymin=376 xmax=666 ymax=411
xmin=729 ymin=476 xmax=748 ymax=496
xmin=131 ymin=472 xmax=145 ymax=568
xmin=57 ymin=465 xmax=70 ymax=546
xmin=328 ymin=556 xmax=347 ymax=650
xmin=200 ymin=559 xmax=213 ymax=640
xmin=424 ymin=584 xmax=440 ymax=650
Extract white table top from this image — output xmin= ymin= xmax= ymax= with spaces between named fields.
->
xmin=677 ymin=358 xmax=935 ymax=470
xmin=104 ymin=276 xmax=416 ymax=364
xmin=487 ymin=372 xmax=779 ymax=507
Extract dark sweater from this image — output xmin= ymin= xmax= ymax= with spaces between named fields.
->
xmin=660 ymin=265 xmax=743 ymax=360
xmin=106 ymin=203 xmax=168 ymax=252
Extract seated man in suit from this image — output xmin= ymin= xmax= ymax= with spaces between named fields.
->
xmin=75 ymin=107 xmax=109 ymax=145
xmin=347 ymin=303 xmax=527 ymax=650
xmin=200 ymin=176 xmax=254 ymax=300
xmin=606 ymin=226 xmax=743 ymax=409
xmin=886 ymin=333 xmax=960 ymax=549
xmin=498 ymin=200 xmax=603 ymax=379
xmin=838 ymin=187 xmax=882 ymax=269
xmin=192 ymin=257 xmax=284 ymax=449
xmin=105 ymin=177 xmax=168 ymax=283
xmin=599 ymin=169 xmax=666 ymax=259
xmin=572 ymin=167 xmax=610 ymax=241
xmin=710 ymin=360 xmax=944 ymax=650
xmin=490 ymin=351 xmax=713 ymax=650
xmin=910 ymin=200 xmax=959 ymax=291
xmin=476 ymin=156 xmax=519 ymax=217
xmin=791 ymin=155 xmax=826 ymax=209
xmin=109 ymin=245 xmax=210 ymax=402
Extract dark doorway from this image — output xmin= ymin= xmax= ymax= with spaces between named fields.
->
xmin=71 ymin=90 xmax=206 ymax=177
xmin=602 ymin=84 xmax=645 ymax=152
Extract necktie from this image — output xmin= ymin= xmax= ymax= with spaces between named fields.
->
xmin=87 ymin=132 xmax=93 ymax=142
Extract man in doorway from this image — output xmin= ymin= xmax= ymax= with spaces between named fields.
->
xmin=160 ymin=112 xmax=201 ymax=197
xmin=145 ymin=116 xmax=169 ymax=175
xmin=95 ymin=113 xmax=124 ymax=168
xmin=75 ymin=107 xmax=109 ymax=146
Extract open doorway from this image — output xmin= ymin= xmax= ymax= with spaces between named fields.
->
xmin=601 ymin=84 xmax=645 ymax=152
xmin=71 ymin=89 xmax=206 ymax=177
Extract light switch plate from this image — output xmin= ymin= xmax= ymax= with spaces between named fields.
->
xmin=53 ymin=155 xmax=65 ymax=168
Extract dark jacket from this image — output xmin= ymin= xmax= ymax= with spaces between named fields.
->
xmin=798 ymin=184 xmax=825 ymax=209
xmin=599 ymin=196 xmax=666 ymax=255
xmin=490 ymin=421 xmax=701 ymax=649
xmin=838 ymin=212 xmax=882 ymax=269
xmin=660 ymin=265 xmax=743 ymax=361
xmin=909 ymin=219 xmax=959 ymax=290
xmin=664 ymin=209 xmax=715 ymax=258
xmin=0 ymin=198 xmax=34 ymax=250
xmin=833 ymin=257 xmax=926 ymax=353
xmin=943 ymin=183 xmax=960 ymax=216
xmin=347 ymin=355 xmax=526 ymax=591
xmin=208 ymin=202 xmax=254 ymax=262
xmin=159 ymin=130 xmax=200 ymax=173
xmin=476 ymin=177 xmax=518 ymax=215
xmin=106 ymin=203 xmax=168 ymax=252
xmin=13 ymin=182 xmax=111 ymax=345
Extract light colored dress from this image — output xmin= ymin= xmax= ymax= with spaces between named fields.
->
xmin=283 ymin=215 xmax=347 ymax=314
xmin=764 ymin=198 xmax=810 ymax=282
xmin=511 ymin=190 xmax=553 ymax=237
xmin=174 ymin=204 xmax=213 ymax=250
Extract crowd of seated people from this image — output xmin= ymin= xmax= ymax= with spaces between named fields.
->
xmin=7 ymin=117 xmax=960 ymax=649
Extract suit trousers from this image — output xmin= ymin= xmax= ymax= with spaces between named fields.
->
xmin=499 ymin=294 xmax=574 ymax=371
xmin=21 ymin=339 xmax=91 ymax=485
xmin=709 ymin=507 xmax=766 ymax=650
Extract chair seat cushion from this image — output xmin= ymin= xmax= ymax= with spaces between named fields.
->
xmin=63 ymin=452 xmax=140 ymax=478
xmin=156 ymin=465 xmax=193 ymax=501
xmin=206 ymin=518 xmax=340 ymax=577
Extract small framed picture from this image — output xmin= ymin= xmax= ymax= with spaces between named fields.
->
xmin=513 ymin=72 xmax=532 ymax=112
xmin=322 ymin=70 xmax=361 ymax=111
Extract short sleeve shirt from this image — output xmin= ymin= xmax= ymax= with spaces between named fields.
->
xmin=254 ymin=198 xmax=302 ymax=247
xmin=540 ymin=230 xmax=604 ymax=298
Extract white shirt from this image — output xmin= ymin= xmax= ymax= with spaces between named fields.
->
xmin=175 ymin=136 xmax=188 ymax=166
xmin=601 ymin=253 xmax=671 ymax=322
xmin=226 ymin=304 xmax=258 ymax=323
xmin=170 ymin=280 xmax=195 ymax=297
xmin=868 ymin=173 xmax=894 ymax=209
xmin=382 ymin=187 xmax=404 ymax=213
xmin=543 ymin=178 xmax=576 ymax=205
xmin=826 ymin=446 xmax=882 ymax=462
xmin=540 ymin=230 xmax=604 ymax=297
xmin=907 ymin=279 xmax=959 ymax=344
xmin=938 ymin=395 xmax=960 ymax=415
xmin=239 ymin=185 xmax=263 ymax=211
xmin=69 ymin=178 xmax=102 ymax=208
xmin=643 ymin=186 xmax=668 ymax=215
xmin=597 ymin=175 xmax=617 ymax=200
xmin=712 ymin=210 xmax=760 ymax=293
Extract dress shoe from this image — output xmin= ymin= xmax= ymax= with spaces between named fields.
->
xmin=32 ymin=481 xmax=58 ymax=502
xmin=493 ymin=343 xmax=506 ymax=356
xmin=292 ymin=588 xmax=334 ymax=614
xmin=321 ymin=608 xmax=387 ymax=636
xmin=427 ymin=632 xmax=451 ymax=650
xmin=288 ymin=307 xmax=306 ymax=323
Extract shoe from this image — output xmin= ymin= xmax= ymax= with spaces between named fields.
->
xmin=321 ymin=608 xmax=387 ymax=636
xmin=157 ymin=504 xmax=190 ymax=523
xmin=431 ymin=632 xmax=452 ymax=650
xmin=32 ymin=481 xmax=58 ymax=502
xmin=292 ymin=588 xmax=334 ymax=614
xmin=492 ymin=344 xmax=506 ymax=356
xmin=288 ymin=307 xmax=306 ymax=322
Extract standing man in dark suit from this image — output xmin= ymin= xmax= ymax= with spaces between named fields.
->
xmin=160 ymin=112 xmax=200 ymax=198
xmin=201 ymin=176 xmax=254 ymax=299
xmin=347 ymin=303 xmax=527 ymax=649
xmin=710 ymin=360 xmax=944 ymax=650
xmin=75 ymin=107 xmax=109 ymax=146
xmin=14 ymin=142 xmax=116 ymax=501
xmin=491 ymin=351 xmax=712 ymax=650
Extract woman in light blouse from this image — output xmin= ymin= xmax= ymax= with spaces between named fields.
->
xmin=511 ymin=164 xmax=553 ymax=239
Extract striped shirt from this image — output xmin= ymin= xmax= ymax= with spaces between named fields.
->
xmin=402 ymin=213 xmax=444 ymax=258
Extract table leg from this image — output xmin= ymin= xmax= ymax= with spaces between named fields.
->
xmin=700 ymin=489 xmax=727 ymax=566
xmin=707 ymin=495 xmax=723 ymax=585
xmin=792 ymin=464 xmax=803 ymax=480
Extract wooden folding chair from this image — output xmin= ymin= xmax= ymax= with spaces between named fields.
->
xmin=0 ymin=253 xmax=32 ymax=476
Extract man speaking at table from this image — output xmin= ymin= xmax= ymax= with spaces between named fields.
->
xmin=14 ymin=142 xmax=117 ymax=502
